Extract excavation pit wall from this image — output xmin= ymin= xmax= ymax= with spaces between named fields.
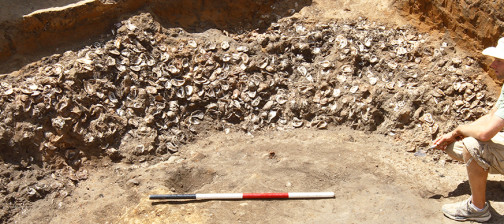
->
xmin=401 ymin=0 xmax=504 ymax=76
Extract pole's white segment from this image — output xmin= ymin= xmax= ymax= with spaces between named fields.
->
xmin=288 ymin=192 xmax=335 ymax=198
xmin=196 ymin=193 xmax=243 ymax=200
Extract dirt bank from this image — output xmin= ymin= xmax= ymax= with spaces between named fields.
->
xmin=401 ymin=0 xmax=504 ymax=51
xmin=400 ymin=0 xmax=504 ymax=83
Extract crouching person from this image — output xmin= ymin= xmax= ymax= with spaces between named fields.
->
xmin=434 ymin=37 xmax=504 ymax=222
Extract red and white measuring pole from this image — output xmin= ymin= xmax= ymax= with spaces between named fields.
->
xmin=149 ymin=192 xmax=334 ymax=200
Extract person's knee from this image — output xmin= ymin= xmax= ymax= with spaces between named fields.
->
xmin=462 ymin=146 xmax=472 ymax=163
xmin=459 ymin=138 xmax=491 ymax=172
xmin=462 ymin=145 xmax=486 ymax=172
xmin=445 ymin=141 xmax=464 ymax=162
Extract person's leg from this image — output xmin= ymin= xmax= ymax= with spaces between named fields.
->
xmin=462 ymin=147 xmax=489 ymax=209
xmin=445 ymin=141 xmax=464 ymax=162
xmin=442 ymin=138 xmax=492 ymax=222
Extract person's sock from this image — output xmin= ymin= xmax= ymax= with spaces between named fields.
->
xmin=470 ymin=200 xmax=485 ymax=212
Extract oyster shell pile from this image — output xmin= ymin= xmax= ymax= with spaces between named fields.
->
xmin=0 ymin=13 xmax=494 ymax=165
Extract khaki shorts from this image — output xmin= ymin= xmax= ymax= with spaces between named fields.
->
xmin=445 ymin=132 xmax=504 ymax=175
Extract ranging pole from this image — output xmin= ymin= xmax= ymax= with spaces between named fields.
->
xmin=149 ymin=192 xmax=335 ymax=200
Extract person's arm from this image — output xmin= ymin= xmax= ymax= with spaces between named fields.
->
xmin=433 ymin=107 xmax=504 ymax=149
xmin=468 ymin=107 xmax=497 ymax=127
xmin=454 ymin=111 xmax=504 ymax=141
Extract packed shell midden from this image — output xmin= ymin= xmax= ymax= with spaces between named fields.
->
xmin=0 ymin=13 xmax=494 ymax=168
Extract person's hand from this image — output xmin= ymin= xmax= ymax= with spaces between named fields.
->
xmin=432 ymin=131 xmax=460 ymax=150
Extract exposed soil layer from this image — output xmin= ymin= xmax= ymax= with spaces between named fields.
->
xmin=1 ymin=0 xmax=504 ymax=223
xmin=401 ymin=0 xmax=504 ymax=50
xmin=400 ymin=0 xmax=504 ymax=80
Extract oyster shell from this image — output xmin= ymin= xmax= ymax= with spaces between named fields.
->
xmin=221 ymin=41 xmax=230 ymax=50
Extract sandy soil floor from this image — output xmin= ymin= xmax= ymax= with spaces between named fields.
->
xmin=11 ymin=127 xmax=504 ymax=223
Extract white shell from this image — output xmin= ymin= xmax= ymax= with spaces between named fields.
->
xmin=297 ymin=66 xmax=307 ymax=76
xmin=333 ymin=89 xmax=341 ymax=97
xmin=221 ymin=41 xmax=230 ymax=50
xmin=237 ymin=46 xmax=249 ymax=52
xmin=146 ymin=86 xmax=157 ymax=95
xmin=369 ymin=77 xmax=378 ymax=85
xmin=188 ymin=40 xmax=197 ymax=48
xmin=267 ymin=110 xmax=277 ymax=123
xmin=320 ymin=60 xmax=332 ymax=68
xmin=349 ymin=86 xmax=359 ymax=93
xmin=171 ymin=79 xmax=185 ymax=87
xmin=335 ymin=35 xmax=348 ymax=49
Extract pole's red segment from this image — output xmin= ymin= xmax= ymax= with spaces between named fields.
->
xmin=242 ymin=193 xmax=289 ymax=199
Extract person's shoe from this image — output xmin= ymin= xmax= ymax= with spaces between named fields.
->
xmin=442 ymin=197 xmax=491 ymax=222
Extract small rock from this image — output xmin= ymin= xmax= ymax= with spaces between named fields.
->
xmin=127 ymin=179 xmax=140 ymax=187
